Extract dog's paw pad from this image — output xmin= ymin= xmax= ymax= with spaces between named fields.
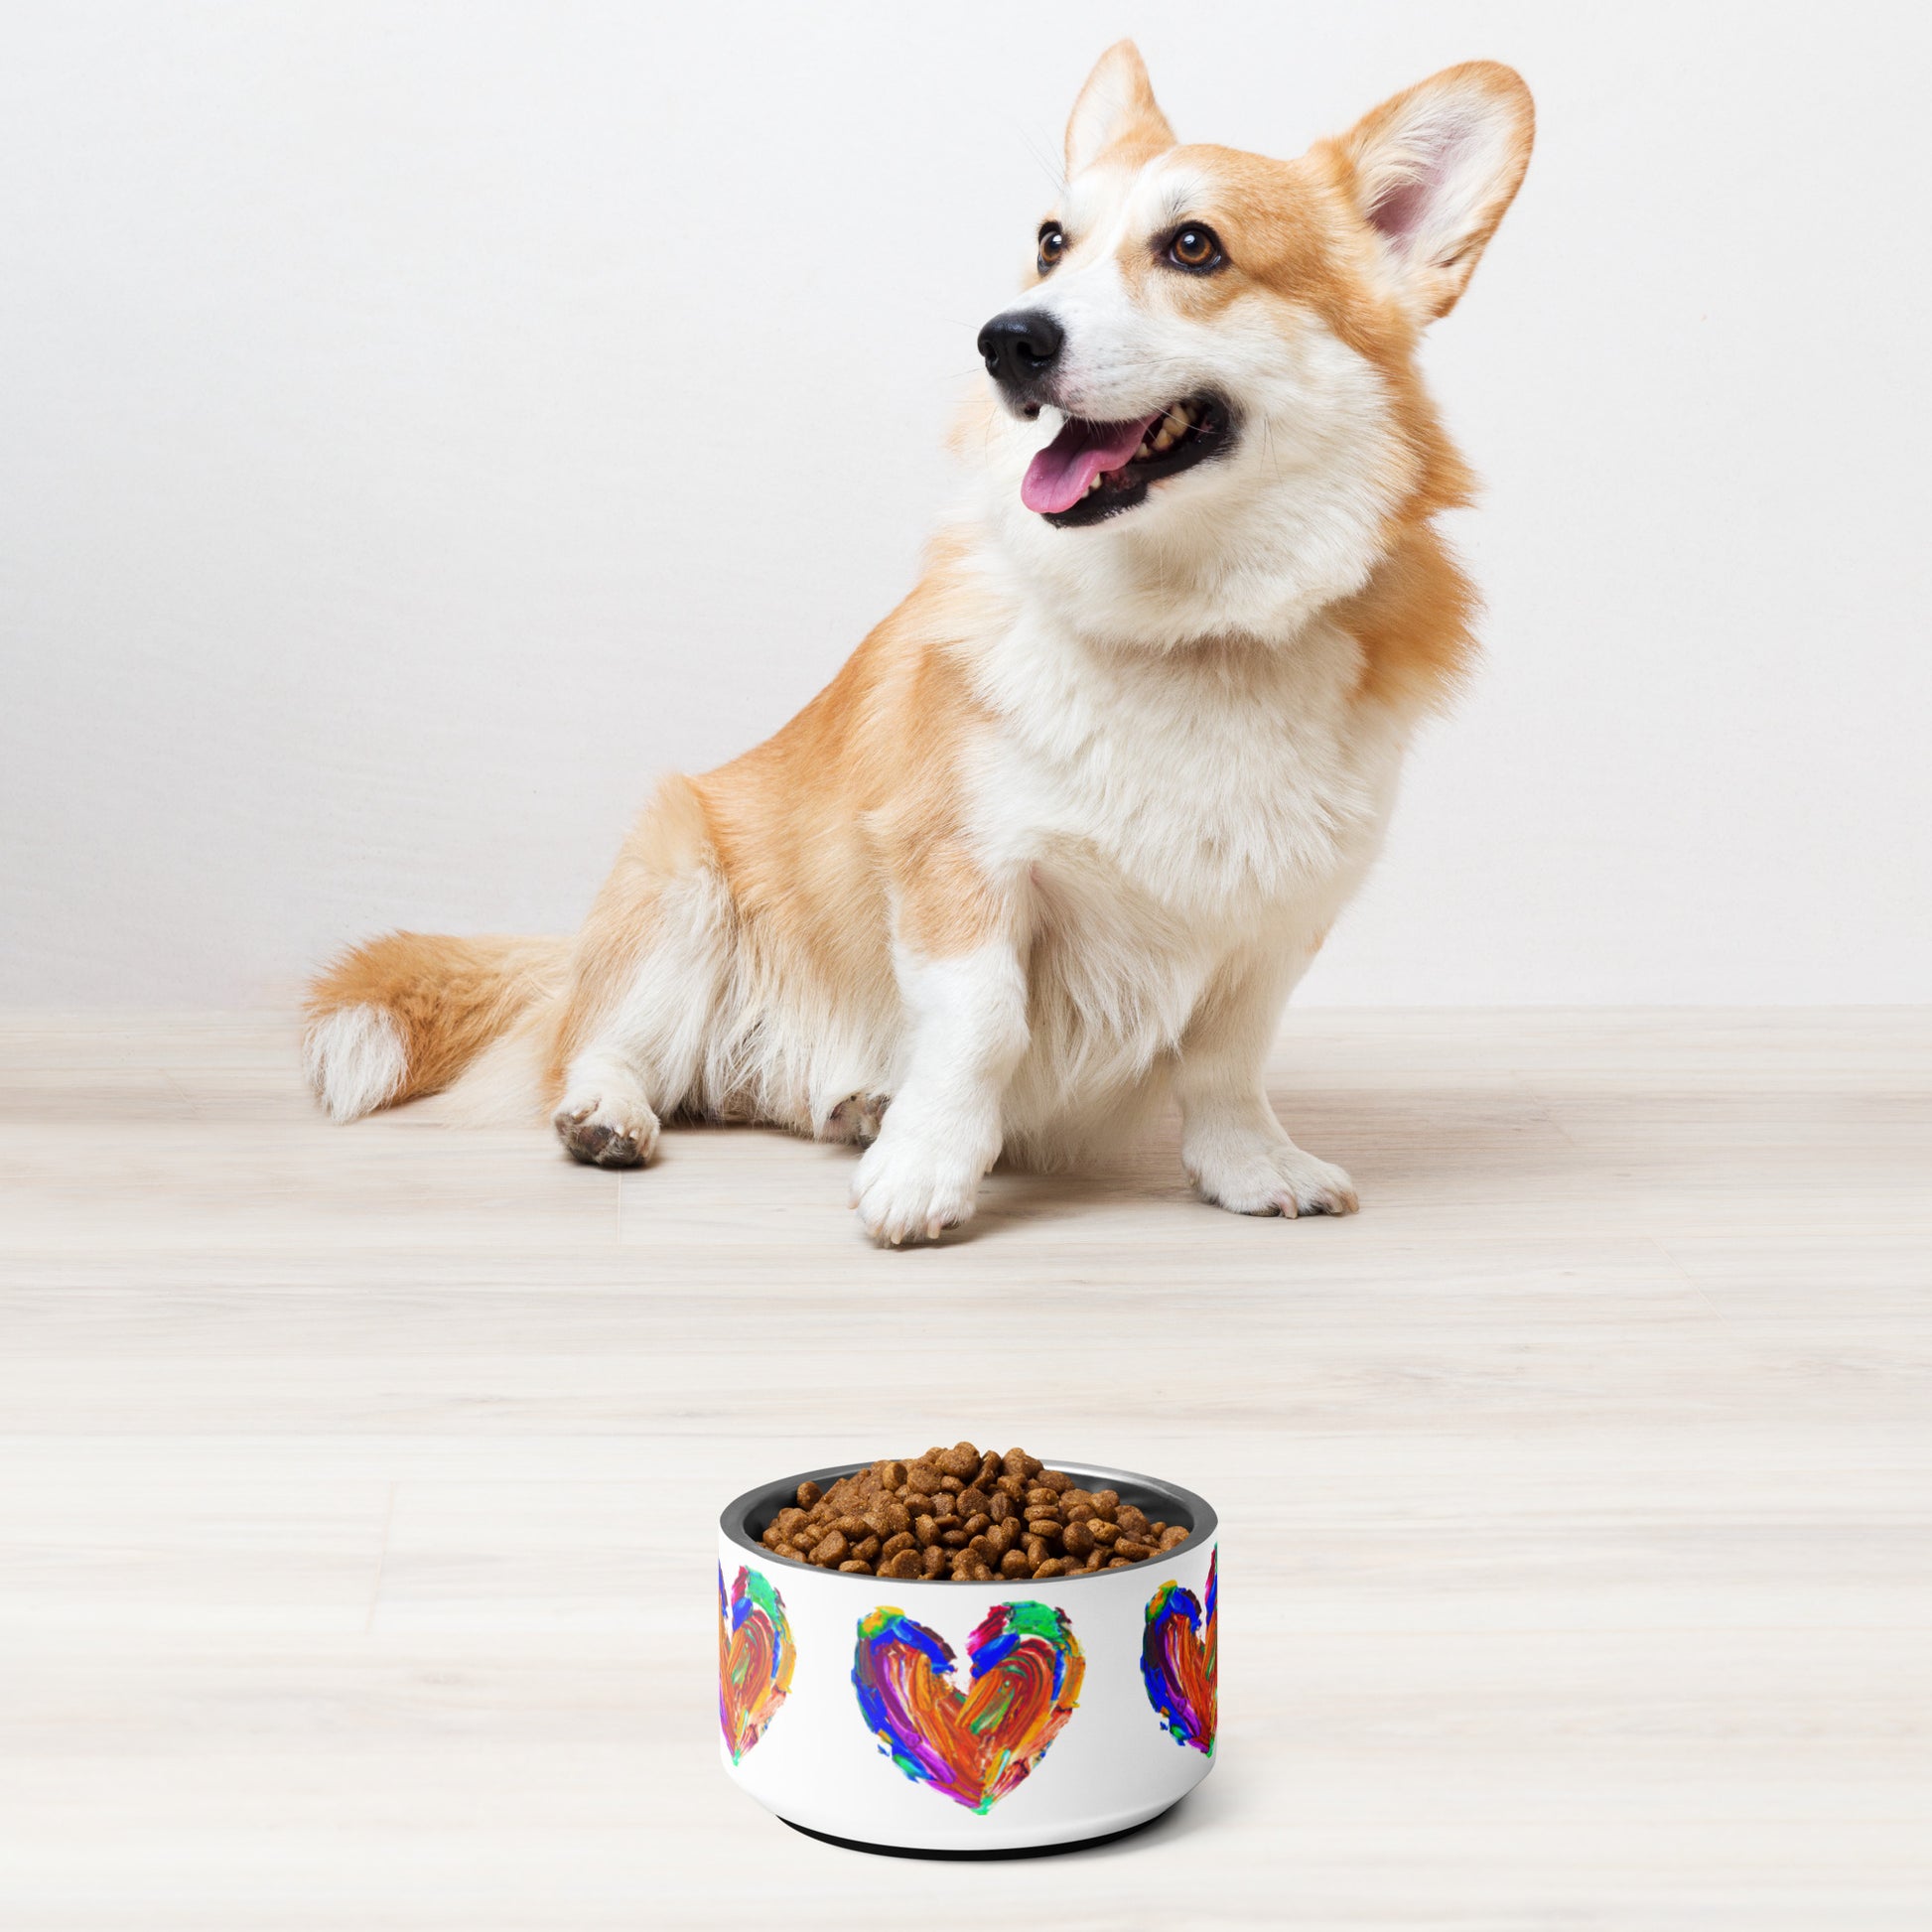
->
xmin=552 ymin=1096 xmax=660 ymax=1170
xmin=823 ymin=1091 xmax=891 ymax=1146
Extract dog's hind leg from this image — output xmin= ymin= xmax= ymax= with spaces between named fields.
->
xmin=552 ymin=1053 xmax=665 ymax=1171
xmin=547 ymin=776 xmax=734 ymax=1170
xmin=1175 ymin=943 xmax=1358 ymax=1219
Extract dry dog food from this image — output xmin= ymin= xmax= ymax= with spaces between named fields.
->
xmin=758 ymin=1443 xmax=1191 ymax=1582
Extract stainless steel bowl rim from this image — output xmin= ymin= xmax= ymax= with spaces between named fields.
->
xmin=720 ymin=1459 xmax=1217 ymax=1587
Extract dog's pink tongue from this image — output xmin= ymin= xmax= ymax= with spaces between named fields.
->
xmin=1022 ymin=414 xmax=1157 ymax=515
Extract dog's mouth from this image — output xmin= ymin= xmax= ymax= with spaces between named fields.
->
xmin=1021 ymin=395 xmax=1232 ymax=527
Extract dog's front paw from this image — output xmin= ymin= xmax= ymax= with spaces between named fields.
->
xmin=1186 ymin=1135 xmax=1359 ymax=1219
xmin=552 ymin=1087 xmax=661 ymax=1170
xmin=850 ymin=1129 xmax=982 ymax=1246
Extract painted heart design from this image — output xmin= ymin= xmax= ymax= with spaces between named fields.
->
xmin=718 ymin=1565 xmax=796 ymax=1763
xmin=1141 ymin=1548 xmax=1216 ymax=1755
xmin=852 ymin=1600 xmax=1084 ymax=1813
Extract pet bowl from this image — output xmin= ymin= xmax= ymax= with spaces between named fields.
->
xmin=717 ymin=1460 xmax=1218 ymax=1857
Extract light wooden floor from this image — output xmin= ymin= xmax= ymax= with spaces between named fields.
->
xmin=2 ymin=1010 xmax=1928 ymax=1931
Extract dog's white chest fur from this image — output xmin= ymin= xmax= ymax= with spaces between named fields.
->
xmin=965 ymin=607 xmax=1407 ymax=1141
xmin=973 ymin=608 xmax=1401 ymax=907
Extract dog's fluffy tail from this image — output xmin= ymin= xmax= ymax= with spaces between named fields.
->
xmin=303 ymin=932 xmax=568 ymax=1122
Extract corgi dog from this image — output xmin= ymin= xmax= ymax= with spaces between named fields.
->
xmin=305 ymin=44 xmax=1534 ymax=1244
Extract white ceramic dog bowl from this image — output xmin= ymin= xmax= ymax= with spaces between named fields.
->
xmin=717 ymin=1460 xmax=1218 ymax=1857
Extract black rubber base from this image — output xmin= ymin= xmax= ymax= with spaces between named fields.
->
xmin=781 ymin=1804 xmax=1173 ymax=1861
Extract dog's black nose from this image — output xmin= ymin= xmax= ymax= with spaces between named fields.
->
xmin=977 ymin=309 xmax=1063 ymax=393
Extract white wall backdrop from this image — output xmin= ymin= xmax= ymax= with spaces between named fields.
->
xmin=3 ymin=2 xmax=1927 ymax=1006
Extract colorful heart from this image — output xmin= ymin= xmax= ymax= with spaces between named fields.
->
xmin=1141 ymin=1549 xmax=1216 ymax=1755
xmin=718 ymin=1565 xmax=796 ymax=1763
xmin=852 ymin=1600 xmax=1084 ymax=1813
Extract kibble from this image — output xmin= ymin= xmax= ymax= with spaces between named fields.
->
xmin=758 ymin=1444 xmax=1190 ymax=1580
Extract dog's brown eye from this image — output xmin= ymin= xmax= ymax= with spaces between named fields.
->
xmin=1167 ymin=225 xmax=1223 ymax=273
xmin=1036 ymin=224 xmax=1066 ymax=273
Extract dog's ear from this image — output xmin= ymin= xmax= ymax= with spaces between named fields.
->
xmin=1065 ymin=41 xmax=1176 ymax=179
xmin=1335 ymin=62 xmax=1534 ymax=322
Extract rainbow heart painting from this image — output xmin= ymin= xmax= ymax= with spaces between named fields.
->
xmin=718 ymin=1565 xmax=797 ymax=1763
xmin=1141 ymin=1549 xmax=1216 ymax=1754
xmin=852 ymin=1601 xmax=1084 ymax=1813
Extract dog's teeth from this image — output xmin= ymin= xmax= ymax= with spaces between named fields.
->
xmin=1135 ymin=440 xmax=1154 ymax=461
xmin=1152 ymin=426 xmax=1177 ymax=453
